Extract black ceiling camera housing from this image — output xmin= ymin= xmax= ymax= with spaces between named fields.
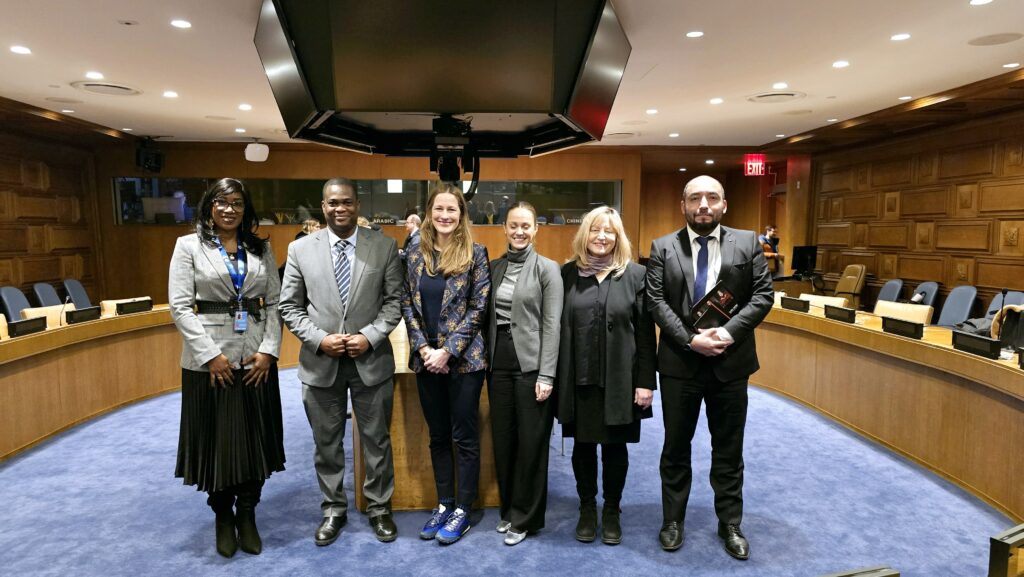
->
xmin=254 ymin=0 xmax=631 ymax=183
xmin=135 ymin=138 xmax=164 ymax=173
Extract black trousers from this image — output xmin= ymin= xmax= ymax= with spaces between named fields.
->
xmin=208 ymin=479 xmax=264 ymax=513
xmin=660 ymin=363 xmax=748 ymax=525
xmin=488 ymin=331 xmax=554 ymax=532
xmin=416 ymin=369 xmax=485 ymax=509
xmin=571 ymin=442 xmax=628 ymax=508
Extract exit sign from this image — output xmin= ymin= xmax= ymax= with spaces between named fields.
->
xmin=744 ymin=154 xmax=766 ymax=176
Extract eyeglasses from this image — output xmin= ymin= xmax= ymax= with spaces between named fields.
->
xmin=213 ymin=199 xmax=245 ymax=211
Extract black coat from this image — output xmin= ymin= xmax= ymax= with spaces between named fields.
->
xmin=556 ymin=261 xmax=657 ymax=427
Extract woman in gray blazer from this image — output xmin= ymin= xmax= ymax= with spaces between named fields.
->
xmin=485 ymin=202 xmax=563 ymax=546
xmin=168 ymin=178 xmax=284 ymax=559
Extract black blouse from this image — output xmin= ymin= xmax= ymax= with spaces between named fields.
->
xmin=571 ymin=274 xmax=610 ymax=387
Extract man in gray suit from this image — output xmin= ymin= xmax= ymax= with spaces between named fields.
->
xmin=279 ymin=178 xmax=404 ymax=545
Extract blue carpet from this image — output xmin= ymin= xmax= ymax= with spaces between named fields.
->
xmin=0 ymin=368 xmax=1010 ymax=577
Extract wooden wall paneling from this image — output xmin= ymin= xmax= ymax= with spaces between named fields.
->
xmin=817 ymin=197 xmax=829 ymax=221
xmin=853 ymin=223 xmax=868 ymax=248
xmin=867 ymin=222 xmax=910 ymax=249
xmin=819 ymin=167 xmax=852 ymax=193
xmin=897 ymin=254 xmax=946 ymax=282
xmin=0 ymin=156 xmax=21 ymax=185
xmin=842 ymin=192 xmax=880 ymax=220
xmin=900 ymin=187 xmax=949 ymax=217
xmin=0 ymin=259 xmax=15 ymax=285
xmin=997 ymin=220 xmax=1024 ymax=257
xmin=949 ymin=256 xmax=975 ymax=286
xmin=914 ymin=222 xmax=934 ymax=250
xmin=0 ymin=190 xmax=13 ymax=220
xmin=0 ymin=224 xmax=29 ymax=253
xmin=883 ymin=191 xmax=900 ymax=220
xmin=880 ymin=254 xmax=898 ymax=278
xmin=934 ymin=220 xmax=992 ymax=252
xmin=1004 ymin=139 xmax=1024 ymax=176
xmin=870 ymin=157 xmax=912 ymax=188
xmin=18 ymin=257 xmax=62 ymax=285
xmin=26 ymin=225 xmax=45 ymax=254
xmin=978 ymin=178 xmax=1024 ymax=213
xmin=816 ymin=223 xmax=851 ymax=246
xmin=915 ymin=153 xmax=938 ymax=185
xmin=830 ymin=197 xmax=842 ymax=220
xmin=20 ymin=160 xmax=49 ymax=190
xmin=854 ymin=164 xmax=870 ymax=192
xmin=55 ymin=196 xmax=82 ymax=224
xmin=953 ymin=183 xmax=978 ymax=218
xmin=975 ymin=258 xmax=1024 ymax=290
xmin=45 ymin=225 xmax=93 ymax=251
xmin=14 ymin=193 xmax=57 ymax=221
xmin=838 ymin=251 xmax=878 ymax=276
xmin=938 ymin=143 xmax=995 ymax=180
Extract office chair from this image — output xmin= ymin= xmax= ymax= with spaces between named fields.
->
xmin=985 ymin=290 xmax=1024 ymax=319
xmin=934 ymin=285 xmax=976 ymax=327
xmin=833 ymin=264 xmax=866 ymax=309
xmin=63 ymin=279 xmax=92 ymax=308
xmin=876 ymin=279 xmax=903 ymax=303
xmin=33 ymin=283 xmax=62 ymax=307
xmin=909 ymin=281 xmax=939 ymax=308
xmin=0 ymin=286 xmax=32 ymax=322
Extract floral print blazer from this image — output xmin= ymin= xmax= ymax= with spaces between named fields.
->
xmin=402 ymin=243 xmax=491 ymax=373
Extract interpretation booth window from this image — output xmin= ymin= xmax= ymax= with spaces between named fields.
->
xmin=113 ymin=178 xmax=621 ymax=226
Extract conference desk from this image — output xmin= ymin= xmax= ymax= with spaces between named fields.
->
xmin=753 ymin=305 xmax=1024 ymax=522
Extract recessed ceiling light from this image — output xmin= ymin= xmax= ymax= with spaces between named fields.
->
xmin=772 ymin=82 xmax=788 ymax=90
xmin=776 ymin=134 xmax=785 ymax=138
xmin=85 ymin=71 xmax=104 ymax=80
xmin=163 ymin=90 xmax=178 ymax=98
xmin=686 ymin=31 xmax=704 ymax=38
xmin=668 ymin=132 xmax=679 ymax=138
xmin=61 ymin=109 xmax=74 ymax=113
xmin=705 ymin=159 xmax=715 ymax=165
xmin=890 ymin=33 xmax=911 ymax=41
xmin=969 ymin=0 xmax=992 ymax=5
xmin=1004 ymin=62 xmax=1021 ymax=68
xmin=122 ymin=128 xmax=133 ymax=132
xmin=827 ymin=118 xmax=839 ymax=122
xmin=832 ymin=60 xmax=850 ymax=68
xmin=898 ymin=95 xmax=913 ymax=101
xmin=709 ymin=97 xmax=724 ymax=105
xmin=171 ymin=19 xmax=192 ymax=29
xmin=645 ymin=108 xmax=658 ymax=115
xmin=238 ymin=103 xmax=253 ymax=111
xmin=235 ymin=128 xmax=247 ymax=133
xmin=10 ymin=45 xmax=31 ymax=55
xmin=679 ymin=168 xmax=687 ymax=172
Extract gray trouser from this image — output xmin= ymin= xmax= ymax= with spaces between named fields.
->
xmin=302 ymin=357 xmax=395 ymax=517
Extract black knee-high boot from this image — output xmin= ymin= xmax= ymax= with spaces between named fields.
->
xmin=208 ymin=491 xmax=237 ymax=558
xmin=600 ymin=444 xmax=628 ymax=545
xmin=572 ymin=442 xmax=598 ymax=542
xmin=234 ymin=481 xmax=264 ymax=555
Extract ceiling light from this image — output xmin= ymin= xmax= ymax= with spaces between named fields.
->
xmin=10 ymin=45 xmax=31 ymax=55
xmin=775 ymin=134 xmax=785 ymax=138
xmin=969 ymin=0 xmax=992 ymax=5
xmin=85 ymin=71 xmax=104 ymax=80
xmin=705 ymin=159 xmax=714 ymax=165
xmin=709 ymin=97 xmax=724 ymax=105
xmin=832 ymin=60 xmax=850 ymax=68
xmin=122 ymin=128 xmax=133 ymax=132
xmin=668 ymin=132 xmax=679 ymax=138
xmin=645 ymin=108 xmax=658 ymax=115
xmin=163 ymin=90 xmax=178 ymax=98
xmin=679 ymin=168 xmax=687 ymax=172
xmin=827 ymin=118 xmax=838 ymax=122
xmin=898 ymin=95 xmax=913 ymax=101
xmin=772 ymin=82 xmax=788 ymax=90
xmin=61 ymin=109 xmax=74 ymax=113
xmin=238 ymin=103 xmax=253 ymax=111
xmin=235 ymin=128 xmax=246 ymax=133
xmin=1004 ymin=62 xmax=1021 ymax=68
xmin=171 ymin=19 xmax=192 ymax=28
xmin=686 ymin=31 xmax=704 ymax=38
xmin=890 ymin=33 xmax=911 ymax=41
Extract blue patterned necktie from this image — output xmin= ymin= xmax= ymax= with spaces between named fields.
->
xmin=693 ymin=236 xmax=710 ymax=303
xmin=333 ymin=239 xmax=351 ymax=309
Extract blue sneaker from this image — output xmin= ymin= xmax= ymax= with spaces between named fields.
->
xmin=436 ymin=507 xmax=471 ymax=544
xmin=420 ymin=504 xmax=454 ymax=540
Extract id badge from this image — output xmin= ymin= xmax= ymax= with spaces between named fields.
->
xmin=233 ymin=310 xmax=248 ymax=333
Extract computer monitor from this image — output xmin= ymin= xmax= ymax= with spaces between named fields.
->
xmin=792 ymin=246 xmax=817 ymax=276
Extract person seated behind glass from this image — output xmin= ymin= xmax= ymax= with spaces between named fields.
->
xmin=296 ymin=218 xmax=321 ymax=240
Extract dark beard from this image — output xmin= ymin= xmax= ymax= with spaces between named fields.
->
xmin=687 ymin=219 xmax=718 ymax=235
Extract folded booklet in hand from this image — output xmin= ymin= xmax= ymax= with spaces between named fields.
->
xmin=691 ymin=281 xmax=739 ymax=330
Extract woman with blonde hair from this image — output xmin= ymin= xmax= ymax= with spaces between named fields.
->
xmin=401 ymin=182 xmax=491 ymax=545
xmin=556 ymin=206 xmax=656 ymax=546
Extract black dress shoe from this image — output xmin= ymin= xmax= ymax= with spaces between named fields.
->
xmin=600 ymin=505 xmax=621 ymax=545
xmin=717 ymin=523 xmax=749 ymax=560
xmin=369 ymin=513 xmax=398 ymax=543
xmin=575 ymin=503 xmax=597 ymax=543
xmin=215 ymin=511 xmax=238 ymax=558
xmin=315 ymin=514 xmax=347 ymax=546
xmin=659 ymin=521 xmax=683 ymax=551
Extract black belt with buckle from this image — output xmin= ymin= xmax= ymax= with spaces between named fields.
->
xmin=195 ymin=298 xmax=266 ymax=322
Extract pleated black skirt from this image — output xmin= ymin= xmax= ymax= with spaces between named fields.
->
xmin=562 ymin=384 xmax=641 ymax=444
xmin=175 ymin=365 xmax=286 ymax=493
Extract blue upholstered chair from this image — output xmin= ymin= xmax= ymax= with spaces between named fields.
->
xmin=910 ymin=281 xmax=939 ymax=308
xmin=0 ymin=286 xmax=32 ymax=322
xmin=985 ymin=290 xmax=1024 ymax=319
xmin=876 ymin=279 xmax=903 ymax=303
xmin=63 ymin=279 xmax=92 ymax=308
xmin=935 ymin=285 xmax=977 ymax=327
xmin=33 ymin=283 xmax=62 ymax=307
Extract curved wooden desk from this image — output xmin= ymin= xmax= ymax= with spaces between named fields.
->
xmin=753 ymin=306 xmax=1023 ymax=522
xmin=0 ymin=308 xmax=182 ymax=459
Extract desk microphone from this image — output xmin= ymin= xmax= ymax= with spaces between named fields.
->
xmin=58 ymin=295 xmax=71 ymax=326
xmin=910 ymin=291 xmax=926 ymax=304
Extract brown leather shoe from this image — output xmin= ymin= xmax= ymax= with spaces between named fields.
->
xmin=369 ymin=513 xmax=398 ymax=543
xmin=718 ymin=523 xmax=749 ymax=560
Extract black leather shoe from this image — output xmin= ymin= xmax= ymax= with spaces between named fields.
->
xmin=659 ymin=521 xmax=683 ymax=551
xmin=369 ymin=513 xmax=398 ymax=543
xmin=575 ymin=503 xmax=597 ymax=543
xmin=717 ymin=523 xmax=749 ymax=560
xmin=600 ymin=505 xmax=621 ymax=545
xmin=235 ymin=509 xmax=262 ymax=555
xmin=315 ymin=514 xmax=347 ymax=546
xmin=215 ymin=511 xmax=238 ymax=558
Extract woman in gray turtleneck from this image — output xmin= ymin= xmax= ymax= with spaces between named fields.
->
xmin=485 ymin=201 xmax=563 ymax=546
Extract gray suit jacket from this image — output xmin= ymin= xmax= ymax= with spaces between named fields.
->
xmin=168 ymin=234 xmax=282 ymax=371
xmin=279 ymin=227 xmax=403 ymax=388
xmin=486 ymin=249 xmax=563 ymax=380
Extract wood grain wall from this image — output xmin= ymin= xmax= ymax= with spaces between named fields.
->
xmin=812 ymin=110 xmax=1024 ymax=311
xmin=0 ymin=131 xmax=102 ymax=306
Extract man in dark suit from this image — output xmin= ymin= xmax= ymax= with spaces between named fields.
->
xmin=645 ymin=175 xmax=774 ymax=560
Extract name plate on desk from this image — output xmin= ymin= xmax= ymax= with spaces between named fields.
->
xmin=882 ymin=316 xmax=924 ymax=339
xmin=950 ymin=330 xmax=1001 ymax=359
xmin=65 ymin=306 xmax=101 ymax=325
xmin=824 ymin=305 xmax=856 ymax=324
xmin=781 ymin=296 xmax=810 ymax=313
xmin=8 ymin=316 xmax=47 ymax=337
xmin=115 ymin=298 xmax=153 ymax=315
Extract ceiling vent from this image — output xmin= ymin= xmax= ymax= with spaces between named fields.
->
xmin=603 ymin=132 xmax=636 ymax=140
xmin=70 ymin=81 xmax=141 ymax=96
xmin=747 ymin=91 xmax=806 ymax=104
